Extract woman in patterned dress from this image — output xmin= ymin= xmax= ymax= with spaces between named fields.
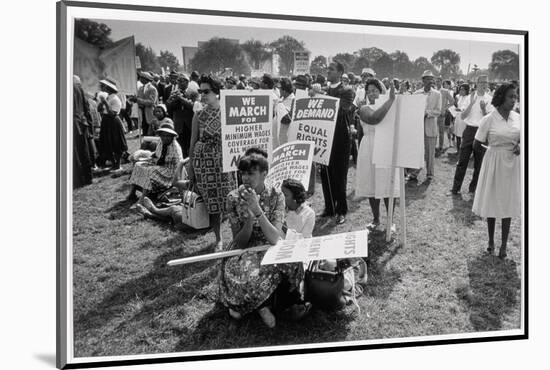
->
xmin=188 ymin=75 xmax=237 ymax=249
xmin=218 ymin=153 xmax=304 ymax=328
xmin=127 ymin=123 xmax=183 ymax=201
xmin=472 ymin=83 xmax=521 ymax=259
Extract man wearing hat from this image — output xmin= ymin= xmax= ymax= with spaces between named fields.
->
xmin=408 ymin=70 xmax=442 ymax=182
xmin=136 ymin=71 xmax=159 ymax=137
xmin=166 ymin=73 xmax=194 ymax=157
xmin=449 ymin=74 xmax=494 ymax=195
xmin=162 ymin=70 xmax=179 ymax=102
xmin=225 ymin=76 xmax=238 ymax=90
xmin=320 ymin=61 xmax=356 ymax=224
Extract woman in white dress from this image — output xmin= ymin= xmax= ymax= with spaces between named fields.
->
xmin=472 ymin=83 xmax=520 ymax=259
xmin=356 ymin=79 xmax=398 ymax=229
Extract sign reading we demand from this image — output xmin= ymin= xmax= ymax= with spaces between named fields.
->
xmin=287 ymin=96 xmax=339 ymax=165
xmin=221 ymin=90 xmax=274 ymax=172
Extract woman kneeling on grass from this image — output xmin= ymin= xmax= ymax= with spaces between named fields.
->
xmin=127 ymin=122 xmax=183 ymax=202
xmin=218 ymin=153 xmax=308 ymax=328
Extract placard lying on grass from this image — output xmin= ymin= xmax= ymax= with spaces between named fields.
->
xmin=261 ymin=229 xmax=368 ymax=265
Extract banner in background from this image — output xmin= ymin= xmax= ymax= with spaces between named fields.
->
xmin=261 ymin=229 xmax=369 ymax=265
xmin=265 ymin=141 xmax=314 ymax=190
xmin=74 ymin=36 xmax=137 ymax=95
xmin=372 ymin=95 xmax=425 ymax=169
xmin=293 ymin=51 xmax=310 ymax=75
xmin=220 ymin=90 xmax=274 ymax=172
xmin=287 ymin=96 xmax=339 ymax=165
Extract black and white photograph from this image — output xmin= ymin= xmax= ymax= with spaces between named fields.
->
xmin=56 ymin=1 xmax=528 ymax=368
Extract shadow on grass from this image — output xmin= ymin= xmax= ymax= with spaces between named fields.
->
xmin=105 ymin=199 xmax=138 ymax=220
xmin=404 ymin=179 xmax=429 ymax=207
xmin=174 ymin=300 xmax=355 ymax=351
xmin=456 ymin=254 xmax=520 ymax=331
xmin=364 ymin=229 xmax=402 ymax=300
xmin=74 ymin=240 xmax=218 ymax=336
xmin=448 ymin=194 xmax=479 ymax=226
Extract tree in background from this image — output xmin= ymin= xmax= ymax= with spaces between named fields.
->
xmin=242 ymin=39 xmax=270 ymax=70
xmin=413 ymin=56 xmax=437 ymax=77
xmin=269 ymin=35 xmax=306 ymax=75
xmin=74 ymin=18 xmax=114 ymax=48
xmin=431 ymin=49 xmax=461 ymax=78
xmin=489 ymin=50 xmax=519 ymax=81
xmin=333 ymin=53 xmax=357 ymax=74
xmin=310 ymin=55 xmax=328 ymax=76
xmin=390 ymin=50 xmax=414 ymax=79
xmin=158 ymin=50 xmax=180 ymax=73
xmin=136 ymin=43 xmax=161 ymax=73
xmin=190 ymin=37 xmax=250 ymax=75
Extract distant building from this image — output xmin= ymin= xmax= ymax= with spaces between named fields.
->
xmin=181 ymin=46 xmax=198 ymax=72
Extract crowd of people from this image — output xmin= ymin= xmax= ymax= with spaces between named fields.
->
xmin=72 ymin=60 xmax=521 ymax=328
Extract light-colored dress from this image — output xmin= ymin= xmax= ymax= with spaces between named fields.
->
xmin=472 ymin=110 xmax=521 ymax=218
xmin=129 ymin=140 xmax=183 ymax=192
xmin=355 ymin=98 xmax=400 ymax=198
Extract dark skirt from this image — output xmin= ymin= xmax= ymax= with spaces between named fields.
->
xmin=98 ymin=114 xmax=128 ymax=161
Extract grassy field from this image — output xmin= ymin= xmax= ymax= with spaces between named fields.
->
xmin=72 ymin=135 xmax=522 ymax=357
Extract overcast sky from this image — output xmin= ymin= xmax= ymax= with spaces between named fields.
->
xmin=92 ymin=18 xmax=519 ymax=74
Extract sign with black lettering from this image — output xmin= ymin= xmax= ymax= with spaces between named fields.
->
xmin=265 ymin=141 xmax=314 ymax=190
xmin=221 ymin=90 xmax=274 ymax=172
xmin=260 ymin=229 xmax=368 ymax=265
xmin=287 ymin=96 xmax=339 ymax=165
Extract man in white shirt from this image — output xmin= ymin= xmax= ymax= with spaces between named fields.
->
xmin=450 ymin=75 xmax=494 ymax=195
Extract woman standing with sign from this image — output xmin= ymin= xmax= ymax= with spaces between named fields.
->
xmin=219 ymin=153 xmax=305 ymax=328
xmin=356 ymin=79 xmax=399 ymax=230
xmin=188 ymin=75 xmax=237 ymax=249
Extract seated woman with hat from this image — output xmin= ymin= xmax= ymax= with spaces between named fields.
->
xmin=127 ymin=122 xmax=183 ymax=202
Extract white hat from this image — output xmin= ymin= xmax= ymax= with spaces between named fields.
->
xmin=421 ymin=70 xmax=435 ymax=78
xmin=107 ymin=94 xmax=122 ymax=114
xmin=361 ymin=68 xmax=376 ymax=77
xmin=341 ymin=74 xmax=349 ymax=80
xmin=99 ymin=78 xmax=119 ymax=93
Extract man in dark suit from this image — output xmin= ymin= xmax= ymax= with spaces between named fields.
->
xmin=163 ymin=71 xmax=179 ymax=103
xmin=320 ymin=62 xmax=355 ymax=224
xmin=166 ymin=73 xmax=194 ymax=157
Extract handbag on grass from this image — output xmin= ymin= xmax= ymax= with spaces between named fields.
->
xmin=304 ymin=260 xmax=346 ymax=310
xmin=181 ymin=185 xmax=210 ymax=229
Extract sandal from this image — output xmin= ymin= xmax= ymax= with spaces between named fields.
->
xmin=486 ymin=244 xmax=495 ymax=254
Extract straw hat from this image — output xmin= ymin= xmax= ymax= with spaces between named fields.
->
xmin=361 ymin=68 xmax=376 ymax=77
xmin=421 ymin=70 xmax=435 ymax=78
xmin=99 ymin=78 xmax=119 ymax=93
xmin=156 ymin=122 xmax=178 ymax=137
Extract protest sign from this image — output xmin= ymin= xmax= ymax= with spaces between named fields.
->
xmin=220 ymin=90 xmax=274 ymax=172
xmin=265 ymin=141 xmax=314 ymax=190
xmin=372 ymin=94 xmax=425 ymax=169
xmin=261 ymin=229 xmax=368 ymax=265
xmin=287 ymin=96 xmax=339 ymax=165
xmin=293 ymin=51 xmax=310 ymax=75
xmin=74 ymin=36 xmax=137 ymax=96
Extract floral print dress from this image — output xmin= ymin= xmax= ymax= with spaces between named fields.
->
xmin=218 ymin=186 xmax=304 ymax=316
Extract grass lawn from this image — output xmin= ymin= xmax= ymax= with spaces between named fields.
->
xmin=72 ymin=135 xmax=522 ymax=357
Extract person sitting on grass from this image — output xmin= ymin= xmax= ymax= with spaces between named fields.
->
xmin=218 ymin=152 xmax=309 ymax=328
xmin=281 ymin=178 xmax=315 ymax=239
xmin=127 ymin=122 xmax=183 ymax=202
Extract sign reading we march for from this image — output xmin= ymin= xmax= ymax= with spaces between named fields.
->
xmin=220 ymin=90 xmax=274 ymax=172
xmin=261 ymin=229 xmax=368 ymax=265
xmin=265 ymin=141 xmax=314 ymax=190
xmin=287 ymin=96 xmax=339 ymax=165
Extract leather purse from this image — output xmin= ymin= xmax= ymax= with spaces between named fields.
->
xmin=181 ymin=187 xmax=210 ymax=229
xmin=304 ymin=260 xmax=346 ymax=310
